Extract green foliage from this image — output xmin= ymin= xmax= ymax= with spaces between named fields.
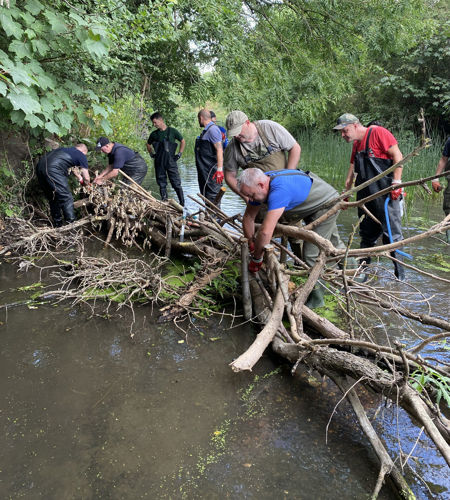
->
xmin=0 ymin=161 xmax=31 ymax=217
xmin=410 ymin=366 xmax=450 ymax=409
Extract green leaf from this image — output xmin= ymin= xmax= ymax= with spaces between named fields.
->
xmin=44 ymin=120 xmax=61 ymax=134
xmin=10 ymin=109 xmax=25 ymax=126
xmin=25 ymin=0 xmax=45 ymax=17
xmin=84 ymin=37 xmax=109 ymax=59
xmin=9 ymin=40 xmax=33 ymax=60
xmin=44 ymin=11 xmax=66 ymax=34
xmin=25 ymin=113 xmax=44 ymax=129
xmin=56 ymin=111 xmax=73 ymax=131
xmin=0 ymin=11 xmax=23 ymax=39
xmin=34 ymin=72 xmax=56 ymax=90
xmin=9 ymin=64 xmax=35 ymax=86
xmin=31 ymin=39 xmax=49 ymax=57
xmin=0 ymin=81 xmax=7 ymax=96
xmin=92 ymin=104 xmax=108 ymax=117
xmin=8 ymin=90 xmax=41 ymax=114
xmin=100 ymin=118 xmax=113 ymax=135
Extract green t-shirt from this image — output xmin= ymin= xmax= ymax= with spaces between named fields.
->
xmin=147 ymin=127 xmax=183 ymax=145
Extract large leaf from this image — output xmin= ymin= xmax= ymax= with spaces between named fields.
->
xmin=9 ymin=41 xmax=33 ymax=60
xmin=92 ymin=104 xmax=108 ymax=117
xmin=8 ymin=89 xmax=41 ymax=114
xmin=25 ymin=113 xmax=44 ymax=129
xmin=44 ymin=11 xmax=66 ymax=34
xmin=100 ymin=118 xmax=113 ymax=135
xmin=0 ymin=81 xmax=7 ymax=96
xmin=44 ymin=120 xmax=62 ymax=134
xmin=31 ymin=39 xmax=49 ymax=57
xmin=84 ymin=36 xmax=109 ymax=59
xmin=9 ymin=63 xmax=35 ymax=87
xmin=10 ymin=109 xmax=25 ymax=126
xmin=0 ymin=11 xmax=22 ymax=39
xmin=25 ymin=0 xmax=45 ymax=17
xmin=56 ymin=110 xmax=74 ymax=131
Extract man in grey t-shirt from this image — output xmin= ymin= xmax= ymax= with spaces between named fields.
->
xmin=223 ymin=110 xmax=302 ymax=198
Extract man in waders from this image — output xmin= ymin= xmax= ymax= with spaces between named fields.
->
xmin=335 ymin=113 xmax=405 ymax=280
xmin=146 ymin=112 xmax=185 ymax=205
xmin=223 ymin=110 xmax=301 ymax=199
xmin=36 ymin=143 xmax=91 ymax=227
xmin=195 ymin=109 xmax=224 ymax=205
xmin=238 ymin=168 xmax=347 ymax=308
xmin=431 ymin=137 xmax=450 ymax=243
xmin=94 ymin=137 xmax=148 ymax=186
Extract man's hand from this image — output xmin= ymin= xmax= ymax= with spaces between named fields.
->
xmin=248 ymin=240 xmax=255 ymax=254
xmin=93 ymin=177 xmax=104 ymax=185
xmin=174 ymin=152 xmax=182 ymax=161
xmin=432 ymin=180 xmax=443 ymax=193
xmin=150 ymin=152 xmax=156 ymax=159
xmin=248 ymin=256 xmax=263 ymax=273
xmin=213 ymin=169 xmax=224 ymax=184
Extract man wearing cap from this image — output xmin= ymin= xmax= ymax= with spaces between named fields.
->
xmin=36 ymin=143 xmax=90 ymax=227
xmin=223 ymin=110 xmax=301 ymax=198
xmin=147 ymin=112 xmax=185 ymax=205
xmin=239 ymin=167 xmax=347 ymax=308
xmin=195 ymin=109 xmax=224 ymax=205
xmin=210 ymin=111 xmax=228 ymax=149
xmin=334 ymin=113 xmax=405 ymax=280
xmin=94 ymin=137 xmax=148 ymax=186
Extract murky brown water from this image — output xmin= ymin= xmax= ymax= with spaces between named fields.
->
xmin=0 ymin=162 xmax=449 ymax=499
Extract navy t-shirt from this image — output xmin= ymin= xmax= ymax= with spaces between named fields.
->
xmin=62 ymin=147 xmax=88 ymax=169
xmin=107 ymin=143 xmax=136 ymax=170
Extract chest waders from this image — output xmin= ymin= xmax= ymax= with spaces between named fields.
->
xmin=119 ymin=150 xmax=148 ymax=186
xmin=236 ymin=121 xmax=287 ymax=172
xmin=354 ymin=127 xmax=405 ymax=279
xmin=36 ymin=149 xmax=77 ymax=226
xmin=195 ymin=127 xmax=223 ymax=205
xmin=153 ymin=128 xmax=184 ymax=205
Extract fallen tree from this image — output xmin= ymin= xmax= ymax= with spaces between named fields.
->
xmin=1 ymin=151 xmax=449 ymax=498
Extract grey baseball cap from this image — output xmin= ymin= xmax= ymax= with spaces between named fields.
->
xmin=226 ymin=110 xmax=249 ymax=137
xmin=333 ymin=113 xmax=359 ymax=130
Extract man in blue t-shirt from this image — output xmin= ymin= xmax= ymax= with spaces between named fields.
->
xmin=195 ymin=109 xmax=224 ymax=205
xmin=210 ymin=111 xmax=228 ymax=149
xmin=94 ymin=137 xmax=148 ymax=186
xmin=432 ymin=137 xmax=450 ymax=242
xmin=36 ymin=143 xmax=91 ymax=226
xmin=238 ymin=168 xmax=347 ymax=308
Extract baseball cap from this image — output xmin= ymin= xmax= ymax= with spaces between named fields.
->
xmin=210 ymin=110 xmax=216 ymax=118
xmin=96 ymin=137 xmax=110 ymax=150
xmin=226 ymin=110 xmax=249 ymax=138
xmin=333 ymin=113 xmax=359 ymax=130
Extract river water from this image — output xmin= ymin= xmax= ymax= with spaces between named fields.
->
xmin=0 ymin=161 xmax=449 ymax=499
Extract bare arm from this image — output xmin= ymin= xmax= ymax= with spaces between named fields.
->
xmin=387 ymin=144 xmax=403 ymax=181
xmin=345 ymin=164 xmax=355 ymax=191
xmin=224 ymin=169 xmax=248 ymax=201
xmin=146 ymin=143 xmax=154 ymax=155
xmin=213 ymin=142 xmax=223 ymax=170
xmin=432 ymin=155 xmax=448 ymax=193
xmin=179 ymin=138 xmax=186 ymax=155
xmin=81 ymin=168 xmax=91 ymax=185
xmin=252 ymin=207 xmax=285 ymax=260
xmin=94 ymin=165 xmax=117 ymax=184
xmin=286 ymin=142 xmax=301 ymax=169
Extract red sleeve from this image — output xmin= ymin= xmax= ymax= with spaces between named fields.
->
xmin=371 ymin=127 xmax=397 ymax=157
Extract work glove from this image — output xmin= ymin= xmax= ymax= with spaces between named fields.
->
xmin=212 ymin=170 xmax=224 ymax=184
xmin=150 ymin=152 xmax=156 ymax=159
xmin=248 ymin=256 xmax=263 ymax=273
xmin=174 ymin=152 xmax=182 ymax=161
xmin=79 ymin=178 xmax=84 ymax=185
xmin=390 ymin=180 xmax=403 ymax=201
xmin=248 ymin=240 xmax=255 ymax=254
xmin=432 ymin=180 xmax=443 ymax=193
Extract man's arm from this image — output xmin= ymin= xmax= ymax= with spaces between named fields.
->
xmin=213 ymin=142 xmax=223 ymax=169
xmin=345 ymin=164 xmax=355 ymax=191
xmin=432 ymin=155 xmax=449 ymax=193
xmin=224 ymin=169 xmax=248 ymax=201
xmin=80 ymin=167 xmax=90 ymax=185
xmin=178 ymin=138 xmax=186 ymax=155
xmin=242 ymin=203 xmax=261 ymax=243
xmin=286 ymin=142 xmax=301 ymax=169
xmin=146 ymin=143 xmax=154 ymax=155
xmin=251 ymin=207 xmax=285 ymax=260
xmin=387 ymin=144 xmax=403 ymax=181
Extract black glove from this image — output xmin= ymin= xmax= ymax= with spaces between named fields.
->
xmin=150 ymin=152 xmax=156 ymax=159
xmin=174 ymin=152 xmax=182 ymax=161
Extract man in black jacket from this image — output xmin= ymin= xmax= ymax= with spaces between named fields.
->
xmin=36 ymin=143 xmax=90 ymax=226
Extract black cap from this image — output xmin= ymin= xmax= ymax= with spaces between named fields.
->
xmin=209 ymin=111 xmax=216 ymax=118
xmin=96 ymin=137 xmax=110 ymax=150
